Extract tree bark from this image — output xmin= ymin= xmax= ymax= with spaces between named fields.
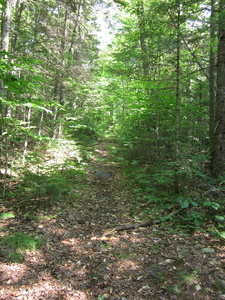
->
xmin=136 ymin=0 xmax=150 ymax=79
xmin=209 ymin=0 xmax=216 ymax=171
xmin=0 ymin=0 xmax=14 ymax=135
xmin=174 ymin=0 xmax=181 ymax=193
xmin=0 ymin=0 xmax=15 ymax=197
xmin=212 ymin=0 xmax=225 ymax=177
xmin=1 ymin=0 xmax=14 ymax=51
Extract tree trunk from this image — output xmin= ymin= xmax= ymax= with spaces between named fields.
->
xmin=136 ymin=0 xmax=150 ymax=79
xmin=0 ymin=0 xmax=14 ymax=135
xmin=11 ymin=0 xmax=24 ymax=53
xmin=22 ymin=106 xmax=31 ymax=165
xmin=174 ymin=0 xmax=181 ymax=193
xmin=212 ymin=0 xmax=225 ymax=177
xmin=1 ymin=0 xmax=14 ymax=51
xmin=209 ymin=0 xmax=216 ymax=171
xmin=0 ymin=0 xmax=14 ymax=197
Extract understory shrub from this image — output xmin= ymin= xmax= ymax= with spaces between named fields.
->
xmin=14 ymin=168 xmax=85 ymax=211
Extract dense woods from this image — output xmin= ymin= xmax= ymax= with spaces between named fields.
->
xmin=2 ymin=0 xmax=225 ymax=298
xmin=0 ymin=0 xmax=225 ymax=223
xmin=1 ymin=0 xmax=225 ymax=227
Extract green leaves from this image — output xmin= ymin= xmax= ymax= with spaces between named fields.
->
xmin=177 ymin=197 xmax=221 ymax=212
xmin=215 ymin=215 xmax=225 ymax=222
xmin=0 ymin=212 xmax=15 ymax=220
xmin=203 ymin=201 xmax=220 ymax=210
xmin=0 ymin=0 xmax=6 ymax=10
xmin=177 ymin=197 xmax=198 ymax=209
xmin=218 ymin=232 xmax=225 ymax=239
xmin=178 ymin=197 xmax=190 ymax=209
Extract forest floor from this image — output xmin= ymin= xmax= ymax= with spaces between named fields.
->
xmin=1 ymin=140 xmax=225 ymax=299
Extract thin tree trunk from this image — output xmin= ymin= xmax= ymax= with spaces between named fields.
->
xmin=209 ymin=0 xmax=216 ymax=171
xmin=38 ymin=111 xmax=44 ymax=137
xmin=136 ymin=0 xmax=150 ymax=79
xmin=174 ymin=0 xmax=181 ymax=193
xmin=11 ymin=0 xmax=24 ymax=53
xmin=212 ymin=0 xmax=225 ymax=177
xmin=69 ymin=0 xmax=83 ymax=62
xmin=53 ymin=6 xmax=67 ymax=139
xmin=0 ymin=0 xmax=14 ymax=197
xmin=2 ymin=136 xmax=9 ymax=198
xmin=22 ymin=106 xmax=31 ymax=165
xmin=0 ymin=0 xmax=14 ymax=135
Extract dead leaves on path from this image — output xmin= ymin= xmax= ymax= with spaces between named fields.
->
xmin=0 ymin=142 xmax=225 ymax=299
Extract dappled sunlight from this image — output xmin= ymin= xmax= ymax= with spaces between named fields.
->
xmin=61 ymin=238 xmax=85 ymax=255
xmin=45 ymin=225 xmax=68 ymax=236
xmin=2 ymin=138 xmax=88 ymax=180
xmin=129 ymin=231 xmax=150 ymax=243
xmin=25 ymin=250 xmax=47 ymax=266
xmin=61 ymin=238 xmax=83 ymax=247
xmin=46 ymin=139 xmax=84 ymax=161
xmin=1 ymin=0 xmax=222 ymax=297
xmin=91 ymin=234 xmax=120 ymax=244
xmin=114 ymin=259 xmax=141 ymax=272
xmin=1 ymin=276 xmax=89 ymax=299
xmin=0 ymin=263 xmax=28 ymax=285
xmin=95 ymin=148 xmax=109 ymax=157
xmin=1 ymin=140 xmax=223 ymax=300
xmin=58 ymin=261 xmax=89 ymax=283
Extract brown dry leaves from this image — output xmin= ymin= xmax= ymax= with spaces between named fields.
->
xmin=0 ymin=142 xmax=225 ymax=299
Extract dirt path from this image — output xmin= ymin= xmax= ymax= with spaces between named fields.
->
xmin=0 ymin=141 xmax=225 ymax=299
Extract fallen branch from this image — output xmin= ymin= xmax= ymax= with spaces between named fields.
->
xmin=103 ymin=209 xmax=182 ymax=234
xmin=114 ymin=219 xmax=161 ymax=231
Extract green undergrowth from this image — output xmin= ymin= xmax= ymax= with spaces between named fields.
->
xmin=0 ymin=231 xmax=44 ymax=263
xmin=5 ymin=137 xmax=92 ymax=213
xmin=107 ymin=138 xmax=225 ymax=237
xmin=10 ymin=165 xmax=87 ymax=213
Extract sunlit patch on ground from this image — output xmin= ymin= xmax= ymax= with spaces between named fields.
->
xmin=0 ymin=264 xmax=28 ymax=285
xmin=115 ymin=259 xmax=141 ymax=272
xmin=25 ymin=250 xmax=46 ymax=266
xmin=61 ymin=238 xmax=82 ymax=246
xmin=0 ymin=141 xmax=224 ymax=299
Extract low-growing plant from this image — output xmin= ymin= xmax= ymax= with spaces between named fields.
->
xmin=0 ymin=231 xmax=44 ymax=262
xmin=0 ymin=212 xmax=15 ymax=220
xmin=7 ymin=252 xmax=25 ymax=263
xmin=14 ymin=168 xmax=86 ymax=211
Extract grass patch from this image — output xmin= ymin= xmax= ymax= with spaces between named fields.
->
xmin=0 ymin=231 xmax=44 ymax=263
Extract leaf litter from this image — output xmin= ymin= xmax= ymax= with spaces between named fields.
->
xmin=0 ymin=141 xmax=225 ymax=299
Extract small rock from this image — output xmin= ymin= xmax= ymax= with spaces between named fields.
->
xmin=147 ymin=265 xmax=158 ymax=276
xmin=202 ymin=247 xmax=215 ymax=254
xmin=94 ymin=170 xmax=112 ymax=178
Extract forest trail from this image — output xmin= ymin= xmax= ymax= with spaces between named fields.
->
xmin=0 ymin=140 xmax=224 ymax=300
